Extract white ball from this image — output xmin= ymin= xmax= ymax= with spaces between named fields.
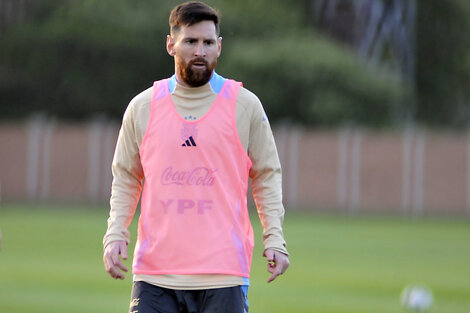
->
xmin=400 ymin=284 xmax=434 ymax=311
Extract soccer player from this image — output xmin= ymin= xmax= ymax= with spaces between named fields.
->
xmin=103 ymin=2 xmax=289 ymax=312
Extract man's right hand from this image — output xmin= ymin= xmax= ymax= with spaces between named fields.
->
xmin=103 ymin=240 xmax=129 ymax=280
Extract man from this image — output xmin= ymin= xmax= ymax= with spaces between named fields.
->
xmin=103 ymin=2 xmax=289 ymax=312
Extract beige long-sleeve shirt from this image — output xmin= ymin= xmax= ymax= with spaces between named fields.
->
xmin=104 ymin=74 xmax=287 ymax=289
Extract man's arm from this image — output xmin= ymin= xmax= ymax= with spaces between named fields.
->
xmin=103 ymin=99 xmax=145 ymax=279
xmin=245 ymin=93 xmax=289 ymax=282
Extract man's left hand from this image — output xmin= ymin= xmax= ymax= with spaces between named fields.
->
xmin=264 ymin=249 xmax=290 ymax=283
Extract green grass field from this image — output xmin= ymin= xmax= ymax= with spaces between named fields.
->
xmin=1 ymin=204 xmax=469 ymax=313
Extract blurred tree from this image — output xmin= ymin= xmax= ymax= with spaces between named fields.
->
xmin=311 ymin=0 xmax=416 ymax=77
xmin=306 ymin=0 xmax=470 ymax=128
xmin=309 ymin=0 xmax=417 ymax=124
xmin=220 ymin=33 xmax=407 ymax=126
xmin=1 ymin=0 xmax=33 ymax=33
xmin=415 ymin=0 xmax=470 ymax=128
xmin=0 ymin=0 xmax=411 ymax=127
xmin=0 ymin=0 xmax=175 ymax=119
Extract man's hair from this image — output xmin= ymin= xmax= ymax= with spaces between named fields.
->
xmin=169 ymin=1 xmax=220 ymax=36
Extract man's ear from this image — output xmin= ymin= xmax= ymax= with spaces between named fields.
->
xmin=217 ymin=36 xmax=222 ymax=57
xmin=167 ymin=35 xmax=175 ymax=56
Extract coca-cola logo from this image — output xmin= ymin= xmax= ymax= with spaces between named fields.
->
xmin=161 ymin=166 xmax=216 ymax=186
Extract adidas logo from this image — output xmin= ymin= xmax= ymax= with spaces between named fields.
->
xmin=182 ymin=136 xmax=197 ymax=147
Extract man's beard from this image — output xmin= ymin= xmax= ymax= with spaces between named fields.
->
xmin=177 ymin=57 xmax=217 ymax=87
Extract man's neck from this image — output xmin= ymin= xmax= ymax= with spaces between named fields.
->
xmin=169 ymin=71 xmax=226 ymax=95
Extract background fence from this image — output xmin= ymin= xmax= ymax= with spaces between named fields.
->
xmin=1 ymin=119 xmax=470 ymax=215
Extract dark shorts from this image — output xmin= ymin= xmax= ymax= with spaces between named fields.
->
xmin=129 ymin=281 xmax=249 ymax=313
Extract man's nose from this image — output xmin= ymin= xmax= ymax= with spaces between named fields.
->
xmin=194 ymin=42 xmax=206 ymax=57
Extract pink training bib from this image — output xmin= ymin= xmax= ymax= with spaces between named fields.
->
xmin=134 ymin=78 xmax=254 ymax=278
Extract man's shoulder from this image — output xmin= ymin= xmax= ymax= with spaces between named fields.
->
xmin=129 ymin=76 xmax=176 ymax=108
xmin=237 ymin=84 xmax=259 ymax=102
xmin=129 ymin=86 xmax=153 ymax=109
xmin=122 ymin=85 xmax=153 ymax=124
xmin=235 ymin=84 xmax=264 ymax=118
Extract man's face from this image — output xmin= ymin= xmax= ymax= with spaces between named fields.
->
xmin=167 ymin=20 xmax=222 ymax=87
